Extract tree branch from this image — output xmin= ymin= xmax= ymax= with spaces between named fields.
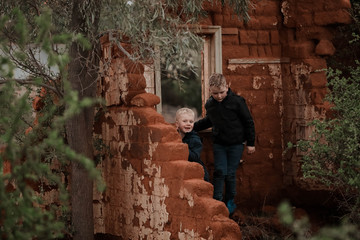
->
xmin=0 ymin=78 xmax=63 ymax=98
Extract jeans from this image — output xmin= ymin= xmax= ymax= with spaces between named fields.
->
xmin=212 ymin=143 xmax=244 ymax=202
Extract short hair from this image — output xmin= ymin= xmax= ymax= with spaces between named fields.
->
xmin=209 ymin=73 xmax=227 ymax=88
xmin=175 ymin=107 xmax=195 ymax=121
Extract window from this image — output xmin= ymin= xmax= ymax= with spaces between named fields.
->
xmin=144 ymin=26 xmax=222 ymax=122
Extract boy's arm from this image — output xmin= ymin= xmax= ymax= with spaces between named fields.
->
xmin=194 ymin=116 xmax=212 ymax=132
xmin=238 ymin=98 xmax=256 ymax=146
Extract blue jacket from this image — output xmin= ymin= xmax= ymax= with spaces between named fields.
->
xmin=182 ymin=130 xmax=203 ymax=163
xmin=182 ymin=130 xmax=210 ymax=182
xmin=194 ymin=88 xmax=255 ymax=146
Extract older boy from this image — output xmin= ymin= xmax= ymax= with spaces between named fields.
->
xmin=194 ymin=73 xmax=255 ymax=216
xmin=175 ymin=108 xmax=210 ymax=182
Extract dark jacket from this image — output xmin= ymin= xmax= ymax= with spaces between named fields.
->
xmin=194 ymin=88 xmax=255 ymax=146
xmin=182 ymin=130 xmax=210 ymax=182
xmin=182 ymin=130 xmax=203 ymax=163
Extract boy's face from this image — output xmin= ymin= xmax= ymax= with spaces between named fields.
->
xmin=176 ymin=113 xmax=194 ymax=134
xmin=210 ymin=85 xmax=228 ymax=102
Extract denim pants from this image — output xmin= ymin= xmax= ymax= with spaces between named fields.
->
xmin=212 ymin=143 xmax=244 ymax=202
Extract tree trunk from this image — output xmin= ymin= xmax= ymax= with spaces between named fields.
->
xmin=66 ymin=0 xmax=101 ymax=239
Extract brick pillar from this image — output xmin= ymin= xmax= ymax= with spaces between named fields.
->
xmin=94 ymin=35 xmax=241 ymax=239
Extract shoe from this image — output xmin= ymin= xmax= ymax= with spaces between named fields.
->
xmin=226 ymin=199 xmax=236 ymax=216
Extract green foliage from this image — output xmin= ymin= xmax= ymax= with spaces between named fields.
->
xmin=288 ymin=1 xmax=360 ymax=226
xmin=99 ymin=0 xmax=251 ymax=114
xmin=293 ymin=63 xmax=360 ymax=222
xmin=99 ymin=0 xmax=250 ymax=81
xmin=0 ymin=81 xmax=67 ymax=239
xmin=327 ymin=1 xmax=360 ymax=73
xmin=0 ymin=7 xmax=104 ymax=239
xmin=278 ymin=201 xmax=360 ymax=240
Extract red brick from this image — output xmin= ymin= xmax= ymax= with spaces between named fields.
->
xmin=226 ymin=75 xmax=253 ymax=90
xmin=295 ymin=1 xmax=324 ymax=13
xmin=222 ymin=45 xmax=250 ymax=59
xmin=292 ymin=13 xmax=314 ymax=27
xmin=223 ymin=14 xmax=245 ymax=28
xmin=198 ymin=15 xmax=213 ymax=25
xmin=152 ymin=143 xmax=189 ymax=162
xmin=296 ymin=26 xmax=334 ymax=41
xmin=210 ymin=216 xmax=242 ymax=239
xmin=202 ymin=1 xmax=222 ymax=13
xmin=125 ymin=142 xmax=150 ymax=159
xmin=255 ymin=117 xmax=282 ymax=133
xmin=229 ymin=15 xmax=245 ymax=28
xmin=309 ymin=72 xmax=327 ymax=88
xmin=247 ymin=16 xmax=279 ymax=29
xmin=183 ymin=179 xmax=213 ymax=198
xmin=194 ymin=219 xmax=213 ymax=238
xmin=245 ymin=90 xmax=267 ymax=105
xmin=324 ymin=0 xmax=351 ymax=10
xmin=253 ymin=1 xmax=280 ymax=16
xmin=257 ymin=30 xmax=270 ymax=44
xmin=285 ymin=41 xmax=316 ymax=58
xmin=222 ymin=28 xmax=238 ymax=35
xmin=248 ymin=64 xmax=273 ymax=75
xmin=122 ymin=90 xmax=147 ymax=105
xmin=183 ymin=162 xmax=206 ymax=180
xmin=249 ymin=45 xmax=258 ymax=57
xmin=164 ymin=178 xmax=184 ymax=198
xmin=127 ymin=158 xmax=143 ymax=174
xmin=122 ymin=58 xmax=144 ymax=74
xmin=239 ymin=30 xmax=257 ymax=44
xmin=271 ymin=45 xmax=281 ymax=57
xmin=257 ymin=132 xmax=282 ymax=148
xmin=315 ymin=39 xmax=335 ymax=56
xmin=147 ymin=124 xmax=181 ymax=143
xmin=270 ymin=30 xmax=280 ymax=44
xmin=161 ymin=160 xmax=204 ymax=180
xmin=303 ymin=58 xmax=327 ymax=72
xmin=224 ymin=62 xmax=251 ymax=75
xmin=128 ymin=74 xmax=146 ymax=91
xmin=130 ymin=92 xmax=160 ymax=107
xmin=314 ymin=10 xmax=352 ymax=25
xmin=165 ymin=197 xmax=193 ymax=216
xmin=192 ymin=196 xmax=228 ymax=218
xmin=130 ymin=107 xmax=165 ymax=125
xmin=252 ymin=104 xmax=281 ymax=120
xmin=257 ymin=45 xmax=266 ymax=57
xmin=213 ymin=13 xmax=223 ymax=25
xmin=222 ymin=34 xmax=239 ymax=45
xmin=310 ymin=88 xmax=327 ymax=105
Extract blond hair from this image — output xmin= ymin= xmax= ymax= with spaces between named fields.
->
xmin=175 ymin=107 xmax=195 ymax=121
xmin=209 ymin=73 xmax=227 ymax=88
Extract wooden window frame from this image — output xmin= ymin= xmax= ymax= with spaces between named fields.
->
xmin=149 ymin=26 xmax=222 ymax=117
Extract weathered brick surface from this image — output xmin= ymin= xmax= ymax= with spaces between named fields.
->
xmin=95 ymin=36 xmax=243 ymax=239
xmin=92 ymin=0 xmax=352 ymax=239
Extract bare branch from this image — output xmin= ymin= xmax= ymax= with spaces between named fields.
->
xmin=0 ymin=78 xmax=63 ymax=98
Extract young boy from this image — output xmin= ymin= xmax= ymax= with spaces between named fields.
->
xmin=193 ymin=73 xmax=255 ymax=216
xmin=175 ymin=107 xmax=210 ymax=182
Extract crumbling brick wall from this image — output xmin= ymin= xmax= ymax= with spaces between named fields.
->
xmin=198 ymin=0 xmax=352 ymax=208
xmin=280 ymin=0 xmax=351 ymax=195
xmin=93 ymin=36 xmax=241 ymax=239
xmin=93 ymin=0 xmax=352 ymax=238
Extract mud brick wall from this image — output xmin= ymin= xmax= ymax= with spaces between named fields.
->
xmin=198 ymin=0 xmax=352 ymax=208
xmin=92 ymin=0 xmax=352 ymax=239
xmin=93 ymin=36 xmax=241 ymax=239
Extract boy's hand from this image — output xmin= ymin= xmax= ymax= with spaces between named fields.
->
xmin=247 ymin=146 xmax=255 ymax=154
